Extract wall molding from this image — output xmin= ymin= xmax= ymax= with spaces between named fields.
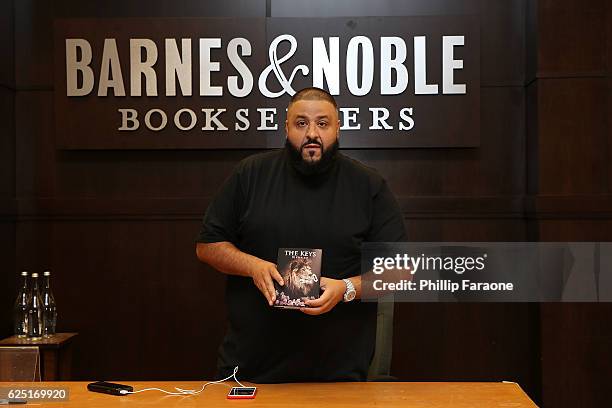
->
xmin=7 ymin=195 xmax=612 ymax=221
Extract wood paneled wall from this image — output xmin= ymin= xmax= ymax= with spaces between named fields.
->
xmin=528 ymin=1 xmax=612 ymax=407
xmin=2 ymin=1 xmax=611 ymax=406
xmin=1 ymin=0 xmax=16 ymax=339
xmin=9 ymin=0 xmax=267 ymax=380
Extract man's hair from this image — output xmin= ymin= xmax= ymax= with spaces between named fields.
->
xmin=289 ymin=87 xmax=338 ymax=110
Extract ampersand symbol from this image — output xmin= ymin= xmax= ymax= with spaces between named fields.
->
xmin=258 ymin=34 xmax=309 ymax=98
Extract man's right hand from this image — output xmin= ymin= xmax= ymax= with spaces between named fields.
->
xmin=196 ymin=241 xmax=284 ymax=306
xmin=250 ymin=260 xmax=284 ymax=306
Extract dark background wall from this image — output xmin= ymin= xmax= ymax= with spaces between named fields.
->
xmin=1 ymin=0 xmax=16 ymax=342
xmin=527 ymin=1 xmax=612 ymax=407
xmin=1 ymin=1 xmax=611 ymax=407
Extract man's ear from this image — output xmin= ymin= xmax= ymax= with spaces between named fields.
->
xmin=285 ymin=120 xmax=289 ymax=137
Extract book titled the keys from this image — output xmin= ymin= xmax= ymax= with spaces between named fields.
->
xmin=274 ymin=248 xmax=322 ymax=309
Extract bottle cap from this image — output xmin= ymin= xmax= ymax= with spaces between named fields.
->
xmin=20 ymin=271 xmax=28 ymax=276
xmin=43 ymin=271 xmax=51 ymax=276
xmin=31 ymin=272 xmax=39 ymax=278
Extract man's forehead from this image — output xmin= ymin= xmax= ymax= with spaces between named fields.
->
xmin=287 ymin=99 xmax=338 ymax=118
xmin=293 ymin=112 xmax=333 ymax=119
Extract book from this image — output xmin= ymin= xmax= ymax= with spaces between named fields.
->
xmin=274 ymin=248 xmax=323 ymax=309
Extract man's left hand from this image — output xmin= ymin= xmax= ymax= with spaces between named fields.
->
xmin=301 ymin=277 xmax=345 ymax=315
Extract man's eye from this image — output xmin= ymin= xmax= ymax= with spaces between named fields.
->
xmin=318 ymin=122 xmax=328 ymax=127
xmin=297 ymin=121 xmax=307 ymax=127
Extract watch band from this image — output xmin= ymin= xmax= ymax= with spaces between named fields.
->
xmin=342 ymin=278 xmax=356 ymax=302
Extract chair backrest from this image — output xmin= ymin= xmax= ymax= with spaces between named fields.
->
xmin=0 ymin=346 xmax=41 ymax=382
xmin=367 ymin=298 xmax=395 ymax=380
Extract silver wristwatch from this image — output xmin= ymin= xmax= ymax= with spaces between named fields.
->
xmin=342 ymin=278 xmax=356 ymax=302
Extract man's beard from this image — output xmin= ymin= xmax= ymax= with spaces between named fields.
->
xmin=285 ymin=138 xmax=339 ymax=177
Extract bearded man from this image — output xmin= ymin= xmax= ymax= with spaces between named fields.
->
xmin=196 ymin=87 xmax=406 ymax=383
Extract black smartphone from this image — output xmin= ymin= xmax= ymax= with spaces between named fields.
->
xmin=87 ymin=381 xmax=133 ymax=396
xmin=227 ymin=387 xmax=257 ymax=399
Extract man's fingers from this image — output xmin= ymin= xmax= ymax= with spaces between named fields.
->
xmin=304 ymin=298 xmax=324 ymax=307
xmin=303 ymin=291 xmax=334 ymax=312
xmin=253 ymin=274 xmax=274 ymax=305
xmin=300 ymin=304 xmax=329 ymax=315
xmin=255 ymin=279 xmax=272 ymax=305
xmin=300 ymin=307 xmax=319 ymax=315
xmin=305 ymin=290 xmax=331 ymax=307
xmin=263 ymin=274 xmax=277 ymax=304
xmin=253 ymin=264 xmax=288 ymax=305
xmin=271 ymin=268 xmax=284 ymax=286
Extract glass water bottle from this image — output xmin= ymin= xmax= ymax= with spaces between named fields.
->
xmin=42 ymin=270 xmax=57 ymax=337
xmin=26 ymin=272 xmax=44 ymax=340
xmin=13 ymin=271 xmax=29 ymax=337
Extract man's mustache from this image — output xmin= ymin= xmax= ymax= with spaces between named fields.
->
xmin=301 ymin=139 xmax=322 ymax=149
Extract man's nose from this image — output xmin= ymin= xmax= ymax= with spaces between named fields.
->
xmin=306 ymin=122 xmax=319 ymax=137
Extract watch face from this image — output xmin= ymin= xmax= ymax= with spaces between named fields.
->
xmin=345 ymin=290 xmax=356 ymax=302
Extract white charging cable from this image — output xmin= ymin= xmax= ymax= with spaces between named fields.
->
xmin=119 ymin=366 xmax=246 ymax=396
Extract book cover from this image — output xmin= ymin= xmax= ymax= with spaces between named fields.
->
xmin=274 ymin=248 xmax=323 ymax=309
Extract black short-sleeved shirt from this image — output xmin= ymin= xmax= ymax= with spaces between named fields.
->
xmin=197 ymin=148 xmax=406 ymax=383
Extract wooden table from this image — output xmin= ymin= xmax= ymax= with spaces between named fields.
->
xmin=0 ymin=333 xmax=78 ymax=381
xmin=0 ymin=381 xmax=538 ymax=407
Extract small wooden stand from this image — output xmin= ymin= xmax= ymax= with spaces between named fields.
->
xmin=0 ymin=333 xmax=78 ymax=380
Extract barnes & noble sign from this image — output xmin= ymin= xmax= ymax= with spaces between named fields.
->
xmin=54 ymin=17 xmax=479 ymax=149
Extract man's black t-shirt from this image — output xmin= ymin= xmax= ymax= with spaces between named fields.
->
xmin=197 ymin=148 xmax=406 ymax=383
